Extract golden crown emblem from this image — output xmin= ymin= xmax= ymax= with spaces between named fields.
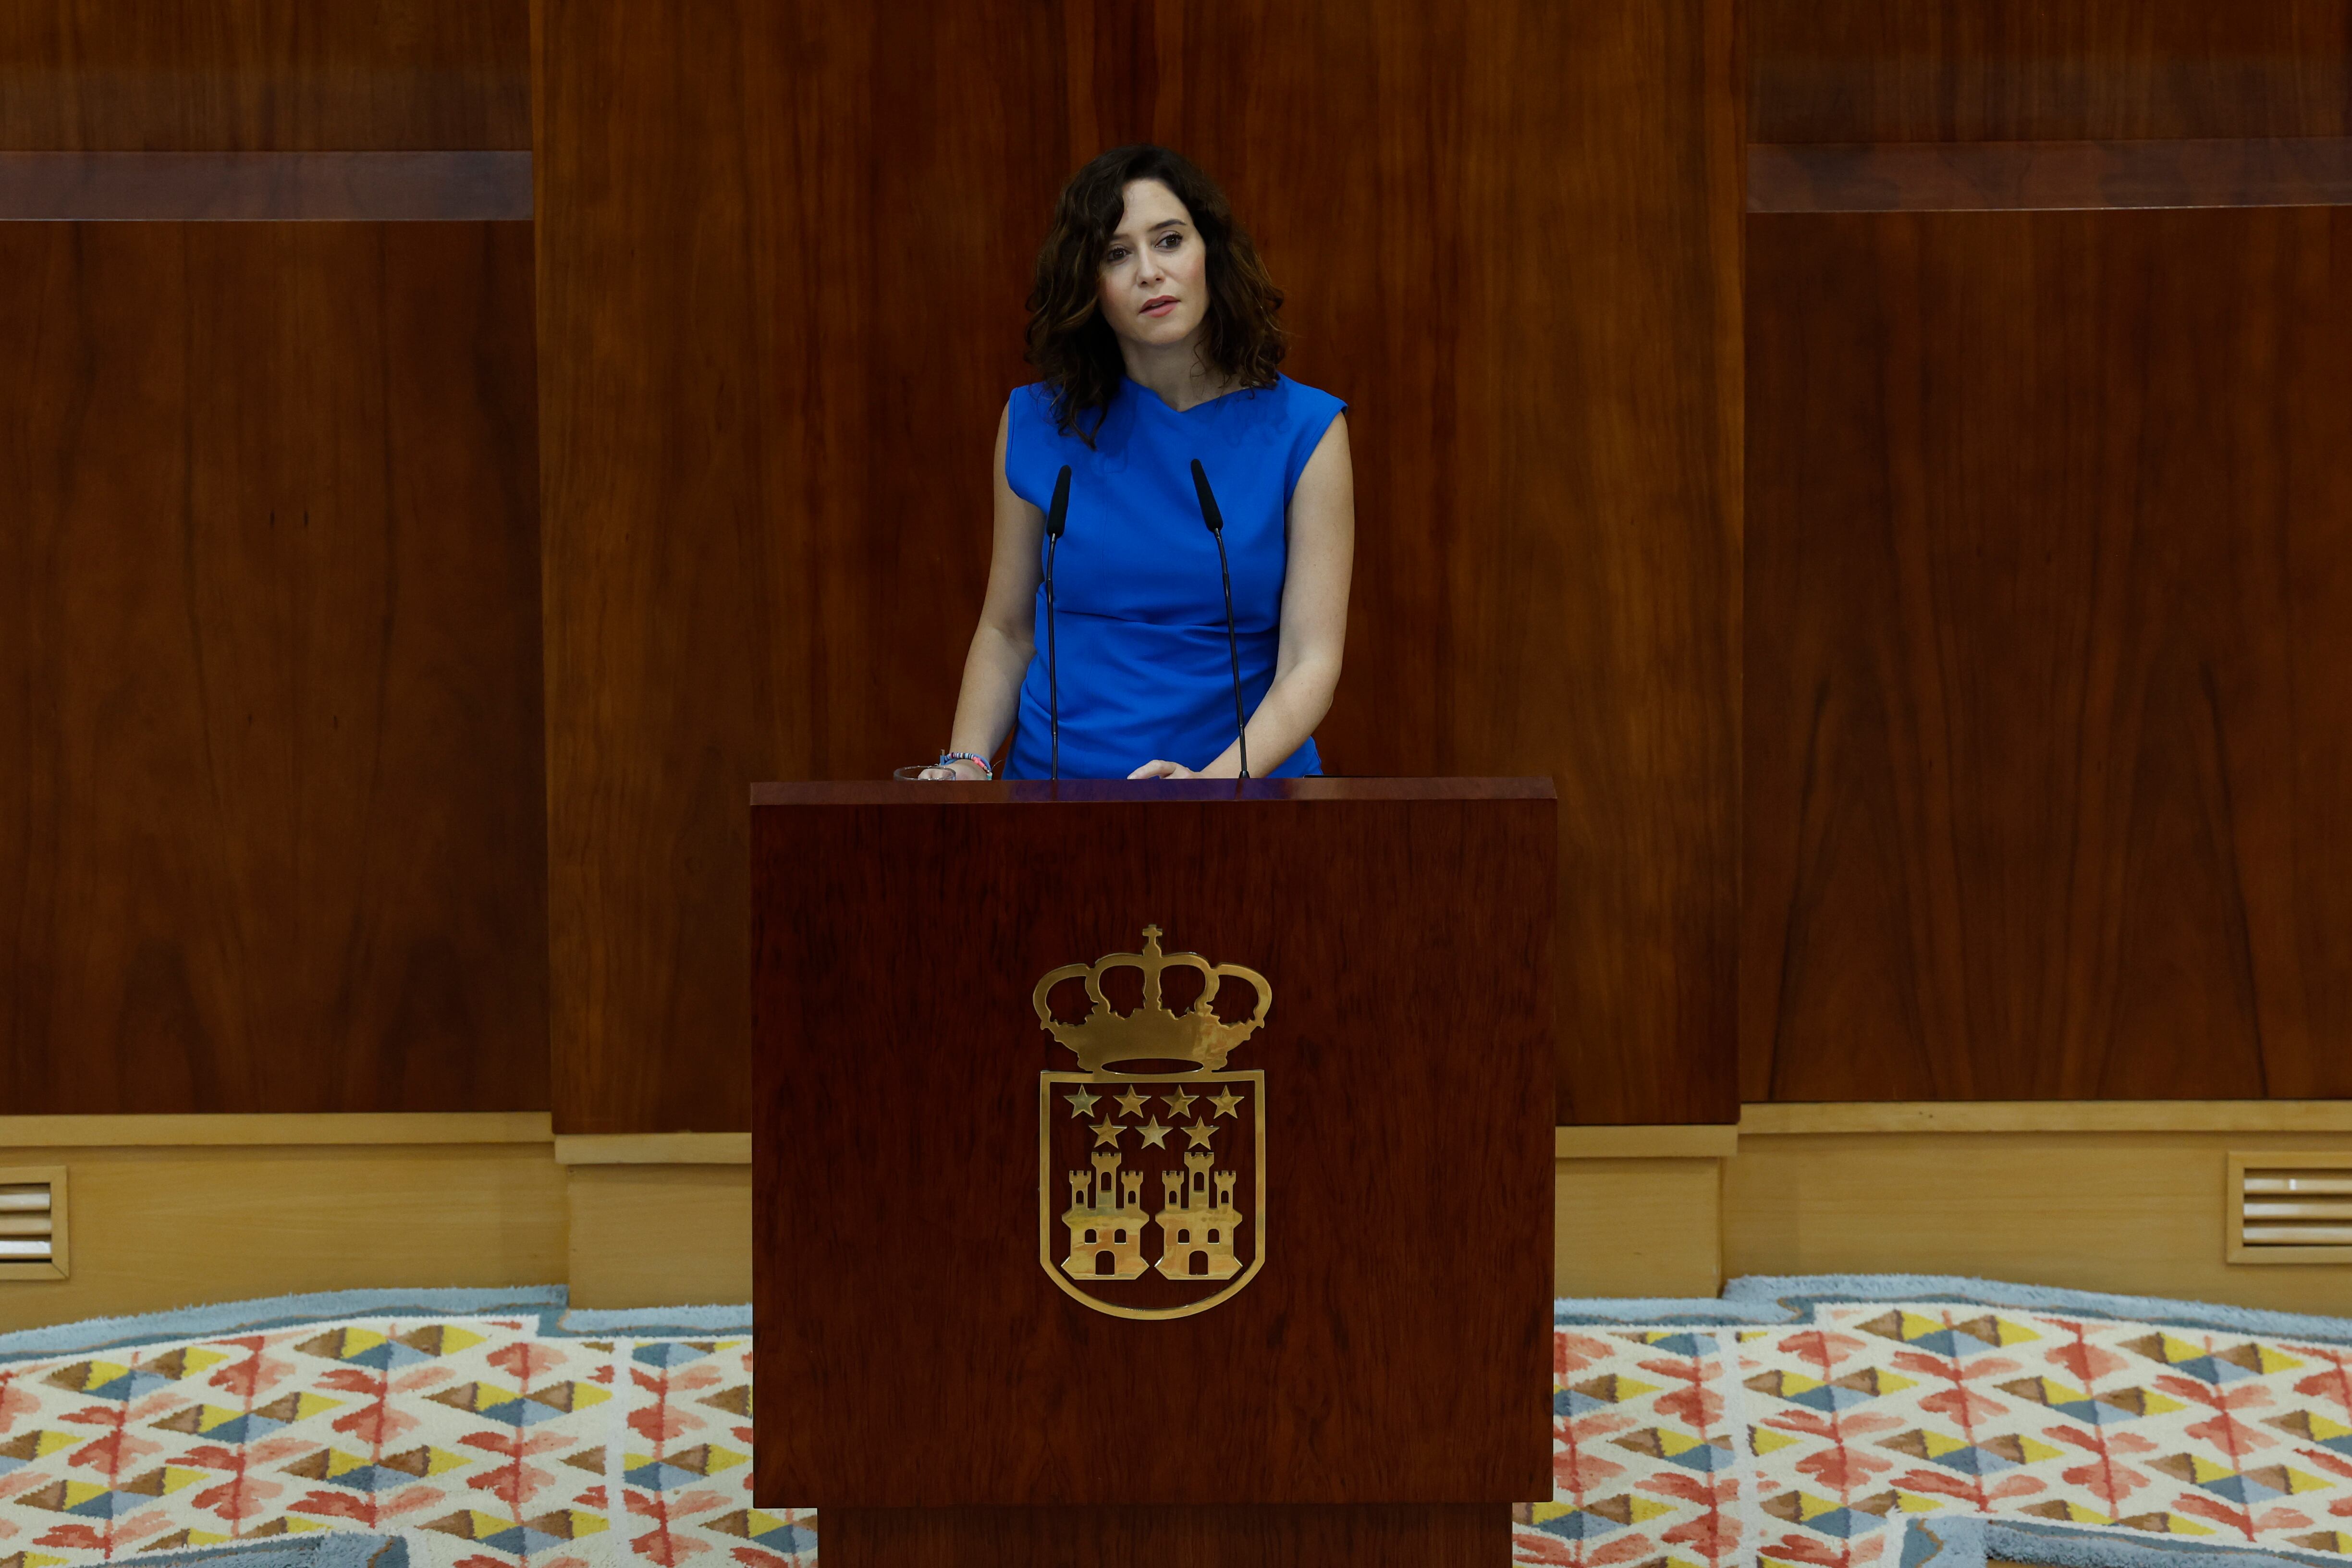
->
xmin=1032 ymin=926 xmax=1272 ymax=1075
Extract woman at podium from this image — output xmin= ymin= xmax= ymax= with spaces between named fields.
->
xmin=920 ymin=145 xmax=1354 ymax=782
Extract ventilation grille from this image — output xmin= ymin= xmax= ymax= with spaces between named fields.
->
xmin=2230 ymin=1154 xmax=2352 ymax=1263
xmin=0 ymin=1168 xmax=66 ymax=1279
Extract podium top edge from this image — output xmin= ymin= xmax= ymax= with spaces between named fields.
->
xmin=748 ymin=776 xmax=1556 ymax=807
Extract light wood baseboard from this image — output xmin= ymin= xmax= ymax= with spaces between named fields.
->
xmin=8 ymin=1109 xmax=2346 ymax=1333
xmin=0 ymin=1112 xmax=553 ymax=1147
xmin=1739 ymin=1101 xmax=2352 ymax=1136
xmin=1556 ymin=1157 xmax=1723 ymax=1298
xmin=0 ymin=1142 xmax=565 ymax=1335
xmin=554 ymin=1132 xmax=751 ymax=1165
xmin=1725 ymin=1128 xmax=2352 ymax=1316
xmin=565 ymin=1165 xmax=752 ymax=1310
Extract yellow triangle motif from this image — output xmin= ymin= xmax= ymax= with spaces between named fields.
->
xmin=74 ymin=1362 xmax=132 ymax=1392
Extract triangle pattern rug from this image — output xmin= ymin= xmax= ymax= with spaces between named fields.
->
xmin=2 ymin=1282 xmax=2350 ymax=1567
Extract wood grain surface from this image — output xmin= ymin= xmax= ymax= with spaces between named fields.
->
xmin=750 ymin=781 xmax=1555 ymax=1506
xmin=1743 ymin=209 xmax=2352 ymax=1102
xmin=824 ymin=1504 xmax=1507 ymax=1566
xmin=539 ymin=0 xmax=1742 ymax=1134
xmin=0 ymin=151 xmax=533 ymax=219
xmin=1750 ymin=0 xmax=2352 ymax=143
xmin=0 ymin=222 xmax=548 ymax=1113
xmin=536 ymin=0 xmax=1069 ymax=1137
xmin=1170 ymin=1 xmax=1743 ymax=1125
xmin=0 ymin=0 xmax=528 ymax=149
xmin=1749 ymin=137 xmax=2352 ymax=213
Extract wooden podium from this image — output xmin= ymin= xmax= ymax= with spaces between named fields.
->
xmin=749 ymin=778 xmax=1555 ymax=1565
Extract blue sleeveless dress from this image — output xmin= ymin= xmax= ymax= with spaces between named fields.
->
xmin=1001 ymin=374 xmax=1346 ymax=780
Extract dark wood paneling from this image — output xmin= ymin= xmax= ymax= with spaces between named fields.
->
xmin=1169 ymin=3 xmax=1743 ymax=1124
xmin=1750 ymin=137 xmax=2352 ymax=213
xmin=752 ymin=782 xmax=1553 ymax=1506
xmin=539 ymin=0 xmax=1742 ymax=1133
xmin=538 ymin=0 xmax=1069 ymax=1135
xmin=0 ymin=222 xmax=547 ymax=1113
xmin=0 ymin=152 xmax=532 ymax=219
xmin=1751 ymin=0 xmax=2352 ymax=144
xmin=0 ymin=1 xmax=528 ymax=150
xmin=826 ymin=1504 xmax=1507 ymax=1566
xmin=1744 ymin=209 xmax=2352 ymax=1102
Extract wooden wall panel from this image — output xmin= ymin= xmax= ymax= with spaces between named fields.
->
xmin=1750 ymin=0 xmax=2352 ymax=144
xmin=0 ymin=1 xmax=529 ymax=149
xmin=539 ymin=0 xmax=1743 ymax=1133
xmin=0 ymin=222 xmax=548 ymax=1113
xmin=1743 ymin=209 xmax=2352 ymax=1102
xmin=1747 ymin=137 xmax=2352 ymax=215
xmin=1171 ymin=3 xmax=1743 ymax=1123
xmin=0 ymin=151 xmax=535 ymax=220
xmin=537 ymin=0 xmax=1069 ymax=1134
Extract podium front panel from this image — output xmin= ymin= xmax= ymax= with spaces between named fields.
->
xmin=750 ymin=778 xmax=1555 ymax=1507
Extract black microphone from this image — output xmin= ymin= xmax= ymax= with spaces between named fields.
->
xmin=1044 ymin=465 xmax=1072 ymax=782
xmin=1188 ymin=459 xmax=1250 ymax=780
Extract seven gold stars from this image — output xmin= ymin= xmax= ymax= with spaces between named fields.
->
xmin=1065 ymin=1082 xmax=1242 ymax=1150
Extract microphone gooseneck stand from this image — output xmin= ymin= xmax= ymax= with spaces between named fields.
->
xmin=1188 ymin=459 xmax=1250 ymax=780
xmin=1044 ymin=465 xmax=1072 ymax=782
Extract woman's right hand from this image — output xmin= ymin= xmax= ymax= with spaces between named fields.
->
xmin=916 ymin=759 xmax=992 ymax=781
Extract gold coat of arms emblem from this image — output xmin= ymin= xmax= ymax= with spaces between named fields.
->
xmin=1034 ymin=926 xmax=1268 ymax=1319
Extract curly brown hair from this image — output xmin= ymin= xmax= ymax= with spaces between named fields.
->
xmin=1025 ymin=145 xmax=1288 ymax=444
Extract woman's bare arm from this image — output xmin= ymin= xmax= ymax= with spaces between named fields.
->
xmin=928 ymin=402 xmax=1043 ymax=777
xmin=1130 ymin=413 xmax=1354 ymax=779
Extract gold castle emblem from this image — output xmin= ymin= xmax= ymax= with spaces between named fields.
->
xmin=1034 ymin=926 xmax=1269 ymax=1320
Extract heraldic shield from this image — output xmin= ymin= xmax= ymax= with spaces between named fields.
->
xmin=1035 ymin=926 xmax=1269 ymax=1320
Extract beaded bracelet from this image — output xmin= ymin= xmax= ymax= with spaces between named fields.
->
xmin=937 ymin=751 xmax=994 ymax=779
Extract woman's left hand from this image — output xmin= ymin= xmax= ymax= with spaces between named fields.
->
xmin=1127 ymin=760 xmax=1201 ymax=780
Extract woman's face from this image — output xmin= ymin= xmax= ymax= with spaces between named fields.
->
xmin=1096 ymin=178 xmax=1208 ymax=354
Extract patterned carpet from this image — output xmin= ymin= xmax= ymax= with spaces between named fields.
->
xmin=1530 ymin=1284 xmax=2352 ymax=1568
xmin=0 ymin=1280 xmax=2348 ymax=1568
